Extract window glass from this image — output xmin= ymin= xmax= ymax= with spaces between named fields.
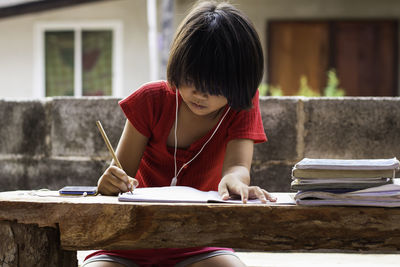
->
xmin=82 ymin=30 xmax=113 ymax=96
xmin=45 ymin=31 xmax=74 ymax=96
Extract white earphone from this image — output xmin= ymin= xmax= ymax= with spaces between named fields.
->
xmin=171 ymin=90 xmax=230 ymax=186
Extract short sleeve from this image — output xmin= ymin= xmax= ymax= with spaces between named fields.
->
xmin=119 ymin=82 xmax=165 ymax=138
xmin=227 ymin=90 xmax=267 ymax=144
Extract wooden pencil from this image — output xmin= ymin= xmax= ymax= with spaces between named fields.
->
xmin=96 ymin=120 xmax=133 ymax=193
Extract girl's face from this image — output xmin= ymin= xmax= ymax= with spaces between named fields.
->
xmin=178 ymin=85 xmax=228 ymax=117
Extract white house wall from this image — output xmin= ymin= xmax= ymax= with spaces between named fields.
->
xmin=0 ymin=15 xmax=34 ymax=98
xmin=1 ymin=0 xmax=400 ymax=98
xmin=0 ymin=0 xmax=149 ymax=98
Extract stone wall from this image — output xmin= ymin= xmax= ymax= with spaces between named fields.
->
xmin=1 ymin=97 xmax=399 ymax=192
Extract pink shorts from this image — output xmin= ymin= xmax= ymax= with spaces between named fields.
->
xmin=83 ymin=247 xmax=235 ymax=267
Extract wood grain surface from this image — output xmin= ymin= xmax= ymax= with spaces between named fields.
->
xmin=1 ymin=191 xmax=400 ymax=252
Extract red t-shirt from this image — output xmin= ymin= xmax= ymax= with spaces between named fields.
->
xmin=119 ymin=81 xmax=267 ymax=191
xmin=85 ymin=81 xmax=267 ymax=266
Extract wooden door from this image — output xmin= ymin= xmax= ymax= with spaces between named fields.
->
xmin=268 ymin=21 xmax=398 ymax=96
xmin=268 ymin=22 xmax=330 ymax=95
xmin=333 ymin=21 xmax=397 ymax=96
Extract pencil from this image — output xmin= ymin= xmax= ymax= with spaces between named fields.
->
xmin=96 ymin=120 xmax=133 ymax=193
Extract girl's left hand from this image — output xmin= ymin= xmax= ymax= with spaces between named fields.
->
xmin=218 ymin=175 xmax=277 ymax=204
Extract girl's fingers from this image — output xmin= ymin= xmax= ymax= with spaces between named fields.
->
xmin=240 ymin=187 xmax=249 ymax=204
xmin=106 ymin=166 xmax=131 ymax=192
xmin=98 ymin=166 xmax=140 ymax=196
xmin=97 ymin=176 xmax=122 ymax=195
xmin=218 ymin=182 xmax=230 ymax=200
xmin=104 ymin=181 xmax=123 ymax=195
xmin=262 ymin=189 xmax=277 ymax=202
xmin=109 ymin=166 xmax=129 ymax=183
xmin=109 ymin=174 xmax=129 ymax=192
xmin=128 ymin=177 xmax=139 ymax=190
xmin=254 ymin=187 xmax=267 ymax=203
xmin=111 ymin=168 xmax=139 ymax=192
xmin=248 ymin=186 xmax=277 ymax=203
xmin=246 ymin=186 xmax=266 ymax=203
xmin=218 ymin=178 xmax=277 ymax=204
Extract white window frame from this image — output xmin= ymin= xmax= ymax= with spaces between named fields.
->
xmin=33 ymin=21 xmax=123 ymax=98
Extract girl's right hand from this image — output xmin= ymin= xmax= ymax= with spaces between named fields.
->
xmin=97 ymin=166 xmax=139 ymax=195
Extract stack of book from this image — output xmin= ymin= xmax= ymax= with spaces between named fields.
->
xmin=291 ymin=157 xmax=400 ymax=207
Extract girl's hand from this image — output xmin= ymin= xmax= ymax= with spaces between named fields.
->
xmin=97 ymin=166 xmax=139 ymax=195
xmin=218 ymin=175 xmax=277 ymax=204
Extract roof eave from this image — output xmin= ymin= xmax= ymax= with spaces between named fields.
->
xmin=0 ymin=0 xmax=112 ymax=19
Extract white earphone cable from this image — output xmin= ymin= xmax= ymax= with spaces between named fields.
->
xmin=172 ymin=91 xmax=179 ymax=186
xmin=171 ymin=90 xmax=230 ymax=186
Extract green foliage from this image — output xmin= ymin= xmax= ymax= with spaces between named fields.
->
xmin=260 ymin=69 xmax=346 ymax=97
xmin=297 ymin=75 xmax=320 ymax=97
xmin=259 ymin=83 xmax=268 ymax=96
xmin=259 ymin=83 xmax=283 ymax=96
xmin=323 ymin=69 xmax=346 ymax=97
xmin=269 ymin=85 xmax=283 ymax=96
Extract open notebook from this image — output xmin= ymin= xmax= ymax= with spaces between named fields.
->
xmin=118 ymin=186 xmax=295 ymax=205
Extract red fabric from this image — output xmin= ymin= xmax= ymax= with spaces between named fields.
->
xmin=118 ymin=81 xmax=267 ymax=190
xmin=85 ymin=81 xmax=267 ymax=266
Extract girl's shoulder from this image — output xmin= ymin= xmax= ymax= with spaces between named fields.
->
xmin=120 ymin=80 xmax=175 ymax=105
xmin=135 ymin=80 xmax=174 ymax=97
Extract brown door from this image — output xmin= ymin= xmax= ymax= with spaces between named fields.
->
xmin=268 ymin=22 xmax=330 ymax=95
xmin=268 ymin=20 xmax=398 ymax=96
xmin=333 ymin=21 xmax=397 ymax=96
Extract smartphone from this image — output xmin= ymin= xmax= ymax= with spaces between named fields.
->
xmin=59 ymin=186 xmax=98 ymax=195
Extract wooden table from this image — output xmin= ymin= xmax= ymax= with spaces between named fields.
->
xmin=1 ymin=190 xmax=400 ymax=266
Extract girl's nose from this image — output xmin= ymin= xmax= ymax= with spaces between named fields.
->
xmin=192 ymin=90 xmax=208 ymax=99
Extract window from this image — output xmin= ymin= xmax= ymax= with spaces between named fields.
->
xmin=34 ymin=22 xmax=123 ymax=97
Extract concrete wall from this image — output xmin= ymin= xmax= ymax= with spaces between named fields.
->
xmin=1 ymin=97 xmax=399 ymax=192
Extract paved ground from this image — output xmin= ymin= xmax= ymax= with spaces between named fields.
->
xmin=77 ymin=250 xmax=400 ymax=267
xmin=236 ymin=252 xmax=400 ymax=267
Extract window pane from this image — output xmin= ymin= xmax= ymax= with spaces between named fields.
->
xmin=82 ymin=30 xmax=112 ymax=96
xmin=45 ymin=31 xmax=74 ymax=96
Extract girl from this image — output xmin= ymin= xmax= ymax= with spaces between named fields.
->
xmin=83 ymin=1 xmax=276 ymax=266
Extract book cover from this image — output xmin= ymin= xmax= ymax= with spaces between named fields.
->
xmin=292 ymin=168 xmax=395 ymax=179
xmin=295 ymin=158 xmax=400 ymax=170
xmin=291 ymin=177 xmax=392 ymax=191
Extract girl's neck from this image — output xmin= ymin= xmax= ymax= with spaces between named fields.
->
xmin=166 ymin=102 xmax=227 ymax=149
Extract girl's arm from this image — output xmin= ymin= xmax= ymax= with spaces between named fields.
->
xmin=97 ymin=120 xmax=148 ymax=195
xmin=218 ymin=139 xmax=277 ymax=203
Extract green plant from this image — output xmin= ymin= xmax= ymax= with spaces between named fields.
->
xmin=323 ymin=69 xmax=346 ymax=97
xmin=261 ymin=69 xmax=346 ymax=97
xmin=297 ymin=75 xmax=320 ymax=97
xmin=269 ymin=85 xmax=283 ymax=96
xmin=259 ymin=83 xmax=268 ymax=96
xmin=259 ymin=83 xmax=283 ymax=96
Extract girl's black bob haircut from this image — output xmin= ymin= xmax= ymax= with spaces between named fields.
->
xmin=167 ymin=1 xmax=264 ymax=110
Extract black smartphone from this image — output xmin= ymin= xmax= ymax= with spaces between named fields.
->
xmin=59 ymin=186 xmax=98 ymax=195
